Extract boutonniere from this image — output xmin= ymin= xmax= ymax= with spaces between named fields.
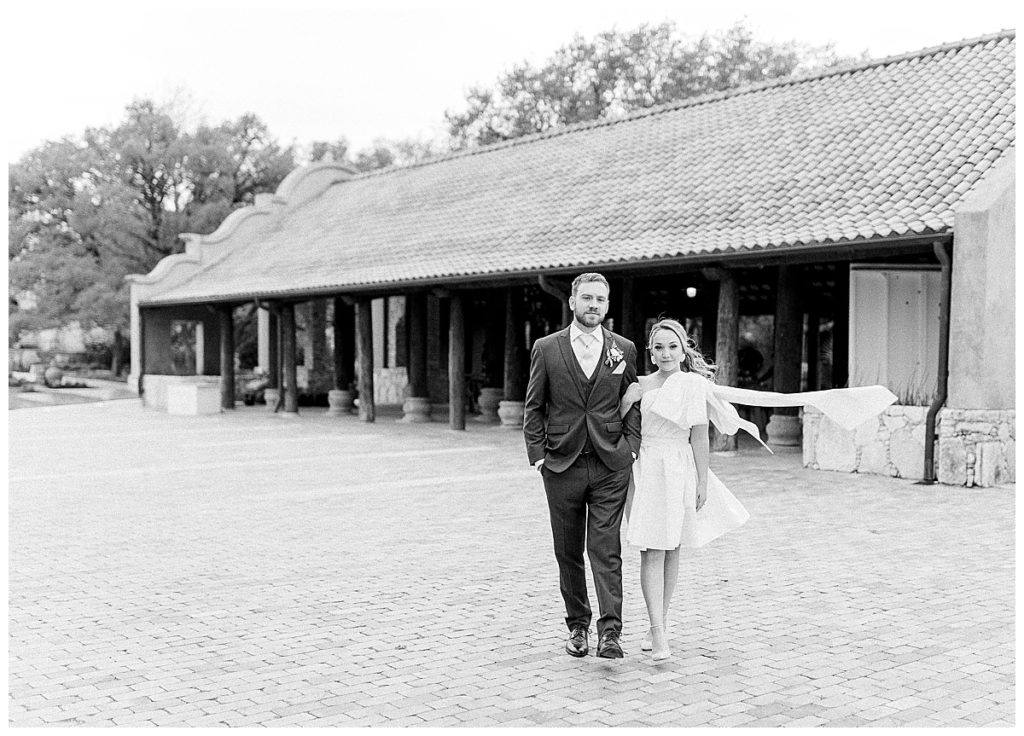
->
xmin=605 ymin=343 xmax=624 ymax=367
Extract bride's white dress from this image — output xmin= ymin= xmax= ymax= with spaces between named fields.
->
xmin=624 ymin=371 xmax=897 ymax=550
xmin=626 ymin=371 xmax=749 ymax=550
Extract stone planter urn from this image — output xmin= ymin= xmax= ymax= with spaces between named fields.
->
xmin=475 ymin=387 xmax=504 ymax=423
xmin=401 ymin=396 xmax=431 ymax=423
xmin=498 ymin=400 xmax=525 ymax=428
xmin=327 ymin=389 xmax=356 ymax=416
xmin=263 ymin=388 xmax=280 ymax=411
xmin=44 ymin=365 xmax=64 ymax=387
xmin=767 ymin=413 xmax=802 ymax=446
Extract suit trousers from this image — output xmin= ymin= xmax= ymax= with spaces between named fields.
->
xmin=542 ymin=452 xmax=630 ymax=636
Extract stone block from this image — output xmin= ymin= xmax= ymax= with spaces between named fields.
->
xmin=883 ymin=411 xmax=909 ymax=430
xmin=959 ymin=422 xmax=998 ymax=435
xmin=889 ymin=423 xmax=926 ymax=480
xmin=814 ymin=418 xmax=857 ymax=473
xmin=938 ymin=436 xmax=968 ymax=486
xmin=854 ymin=416 xmax=883 ymax=446
xmin=859 ymin=442 xmax=889 ymax=476
xmin=166 ymin=384 xmax=221 ymax=415
xmin=802 ymin=410 xmax=820 ymax=467
xmin=142 ymin=375 xmax=219 ymax=411
xmin=374 ymin=367 xmax=408 ymax=405
xmin=974 ymin=442 xmax=1002 ymax=487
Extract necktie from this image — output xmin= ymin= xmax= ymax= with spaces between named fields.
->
xmin=578 ymin=334 xmax=599 ymax=379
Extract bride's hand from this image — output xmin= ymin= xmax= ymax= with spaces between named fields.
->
xmin=619 ymin=381 xmax=643 ymax=418
xmin=696 ymin=482 xmax=707 ymax=511
xmin=622 ymin=382 xmax=642 ymax=405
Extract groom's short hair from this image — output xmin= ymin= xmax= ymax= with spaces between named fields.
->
xmin=571 ymin=272 xmax=610 ymax=297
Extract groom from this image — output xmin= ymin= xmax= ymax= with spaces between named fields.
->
xmin=524 ymin=272 xmax=641 ymax=658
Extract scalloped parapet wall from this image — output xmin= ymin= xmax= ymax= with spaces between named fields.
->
xmin=126 ymin=161 xmax=358 ymax=303
xmin=274 ymin=160 xmax=357 ymax=209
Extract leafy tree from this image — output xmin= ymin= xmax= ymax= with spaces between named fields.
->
xmin=446 ymin=21 xmax=862 ymax=147
xmin=308 ymin=136 xmax=442 ymax=171
xmin=307 ymin=138 xmax=352 ymax=164
xmin=8 ymin=100 xmax=295 ymax=373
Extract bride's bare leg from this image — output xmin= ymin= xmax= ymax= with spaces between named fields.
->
xmin=663 ymin=547 xmax=681 ymax=623
xmin=640 ymin=549 xmax=670 ymax=658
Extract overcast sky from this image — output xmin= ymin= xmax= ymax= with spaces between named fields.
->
xmin=3 ymin=0 xmax=1016 ymax=161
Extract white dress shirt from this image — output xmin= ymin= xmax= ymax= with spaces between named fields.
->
xmin=569 ymin=322 xmax=603 ymax=379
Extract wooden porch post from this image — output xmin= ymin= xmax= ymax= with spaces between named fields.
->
xmin=257 ymin=305 xmax=278 ymax=389
xmin=280 ymin=302 xmax=299 ymax=414
xmin=832 ymin=263 xmax=850 ymax=388
xmin=328 ymin=297 xmax=356 ymax=415
xmin=768 ymin=265 xmax=802 ymax=445
xmin=218 ymin=304 xmax=235 ymax=410
xmin=355 ymin=297 xmax=375 ymax=422
xmin=499 ymin=286 xmax=526 ymax=427
xmin=401 ymin=292 xmax=431 ymax=422
xmin=266 ymin=308 xmax=279 ymax=390
xmin=806 ymin=306 xmax=820 ymax=392
xmin=333 ymin=297 xmax=355 ymax=390
xmin=620 ymin=276 xmax=637 ymax=345
xmin=261 ymin=302 xmax=282 ymax=411
xmin=621 ymin=277 xmax=649 ymax=372
xmin=449 ymin=292 xmax=466 ymax=430
xmin=302 ymin=298 xmax=331 ymax=395
xmin=700 ymin=281 xmax=719 ymax=358
xmin=706 ymin=268 xmax=739 ymax=451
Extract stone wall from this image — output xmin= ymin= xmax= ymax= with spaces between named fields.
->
xmin=375 ymin=367 xmax=408 ymax=405
xmin=803 ymin=406 xmax=932 ymax=480
xmin=938 ymin=409 xmax=1015 ymax=487
xmin=805 ymin=406 xmax=1016 ymax=487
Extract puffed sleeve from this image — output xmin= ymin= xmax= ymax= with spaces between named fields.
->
xmin=685 ymin=373 xmax=710 ymax=426
xmin=646 ymin=372 xmax=711 ymax=428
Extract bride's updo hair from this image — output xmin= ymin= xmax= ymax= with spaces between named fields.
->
xmin=647 ymin=318 xmax=717 ymax=382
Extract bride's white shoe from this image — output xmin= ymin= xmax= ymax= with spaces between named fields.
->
xmin=650 ymin=625 xmax=671 ymax=661
xmin=640 ymin=622 xmax=668 ymax=652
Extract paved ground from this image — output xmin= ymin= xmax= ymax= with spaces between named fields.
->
xmin=7 ymin=400 xmax=1015 ymax=727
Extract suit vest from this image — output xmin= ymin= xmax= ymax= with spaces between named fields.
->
xmin=573 ymin=351 xmax=601 ymax=452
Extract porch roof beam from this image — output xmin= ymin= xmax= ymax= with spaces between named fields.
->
xmin=137 ymin=232 xmax=951 ymax=309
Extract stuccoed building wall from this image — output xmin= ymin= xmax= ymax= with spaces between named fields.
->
xmin=940 ymin=150 xmax=1015 ymax=486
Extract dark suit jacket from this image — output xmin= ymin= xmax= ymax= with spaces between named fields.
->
xmin=524 ymin=325 xmax=641 ymax=473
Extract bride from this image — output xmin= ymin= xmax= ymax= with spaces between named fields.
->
xmin=620 ymin=318 xmax=895 ymax=661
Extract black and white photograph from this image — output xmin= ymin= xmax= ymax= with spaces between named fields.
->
xmin=6 ymin=0 xmax=1015 ymax=728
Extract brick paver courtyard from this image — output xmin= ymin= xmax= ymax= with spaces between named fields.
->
xmin=7 ymin=400 xmax=1015 ymax=727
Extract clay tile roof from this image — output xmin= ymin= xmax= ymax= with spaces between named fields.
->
xmin=143 ymin=30 xmax=1015 ymax=305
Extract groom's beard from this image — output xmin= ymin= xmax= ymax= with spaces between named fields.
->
xmin=574 ymin=308 xmax=604 ymax=327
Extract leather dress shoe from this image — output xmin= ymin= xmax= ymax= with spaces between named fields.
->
xmin=565 ymin=626 xmax=589 ymax=657
xmin=596 ymin=630 xmax=623 ymax=658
